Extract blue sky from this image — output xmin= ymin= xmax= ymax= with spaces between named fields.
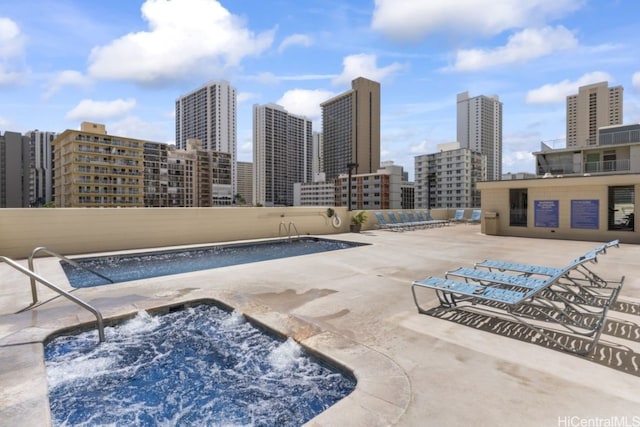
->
xmin=1 ymin=0 xmax=639 ymax=177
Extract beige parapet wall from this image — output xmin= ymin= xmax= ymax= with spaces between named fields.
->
xmin=0 ymin=207 xmax=458 ymax=259
xmin=0 ymin=207 xmax=356 ymax=259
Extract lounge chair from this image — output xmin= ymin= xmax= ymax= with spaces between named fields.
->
xmin=467 ymin=209 xmax=481 ymax=224
xmin=406 ymin=212 xmax=433 ymax=228
xmin=395 ymin=212 xmax=422 ymax=229
xmin=424 ymin=210 xmax=448 ymax=226
xmin=474 ymin=240 xmax=621 ymax=289
xmin=450 ymin=209 xmax=465 ymax=223
xmin=386 ymin=212 xmax=413 ymax=230
xmin=374 ymin=212 xmax=404 ymax=231
xmin=415 ymin=211 xmax=442 ymax=228
xmin=411 ymin=241 xmax=624 ymax=355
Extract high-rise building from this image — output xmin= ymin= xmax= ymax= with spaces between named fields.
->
xmin=236 ymin=161 xmax=253 ymax=206
xmin=52 ymin=122 xmax=144 ymax=208
xmin=456 ymin=91 xmax=502 ymax=181
xmin=253 ymin=103 xmax=312 ymax=206
xmin=312 ymin=131 xmax=323 ymax=177
xmin=175 ymin=80 xmax=237 ymax=196
xmin=0 ymin=131 xmax=30 ymax=207
xmin=566 ymin=81 xmax=623 ymax=148
xmin=321 ymin=77 xmax=380 ymax=180
xmin=143 ymin=141 xmax=169 ymax=207
xmin=25 ymin=130 xmax=57 ymax=207
xmin=334 ymin=163 xmax=408 ymax=210
xmin=414 ymin=142 xmax=485 ymax=209
xmin=163 ymin=139 xmax=232 ymax=207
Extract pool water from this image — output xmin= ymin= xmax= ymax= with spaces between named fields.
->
xmin=61 ymin=237 xmax=364 ymax=287
xmin=45 ymin=304 xmax=356 ymax=426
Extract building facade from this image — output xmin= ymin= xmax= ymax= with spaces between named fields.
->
xmin=26 ymin=130 xmax=57 ymax=207
xmin=321 ymin=77 xmax=380 ymax=180
xmin=293 ymin=173 xmax=336 ymax=206
xmin=457 ymin=91 xmax=502 ymax=181
xmin=0 ymin=131 xmax=30 ymax=208
xmin=253 ymin=103 xmax=312 ymax=206
xmin=52 ymin=122 xmax=144 ymax=208
xmin=535 ymin=124 xmax=640 ymax=177
xmin=175 ymin=80 xmax=237 ymax=196
xmin=414 ymin=142 xmax=485 ymax=209
xmin=143 ymin=141 xmax=169 ymax=207
xmin=236 ymin=161 xmax=253 ymax=206
xmin=335 ymin=163 xmax=407 ymax=210
xmin=167 ymin=139 xmax=233 ymax=207
xmin=566 ymin=81 xmax=623 ymax=148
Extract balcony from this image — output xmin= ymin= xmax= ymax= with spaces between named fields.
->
xmin=584 ymin=159 xmax=630 ymax=174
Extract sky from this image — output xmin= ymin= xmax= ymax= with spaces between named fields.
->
xmin=1 ymin=0 xmax=640 ymax=178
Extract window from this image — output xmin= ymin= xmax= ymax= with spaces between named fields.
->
xmin=509 ymin=188 xmax=527 ymax=227
xmin=608 ymin=186 xmax=634 ymax=231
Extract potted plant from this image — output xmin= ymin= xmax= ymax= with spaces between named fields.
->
xmin=350 ymin=211 xmax=368 ymax=233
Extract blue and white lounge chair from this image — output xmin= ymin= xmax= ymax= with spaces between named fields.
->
xmin=374 ymin=212 xmax=404 ymax=231
xmin=467 ymin=209 xmax=481 ymax=224
xmin=386 ymin=212 xmax=412 ymax=230
xmin=411 ymin=241 xmax=623 ymax=355
xmin=424 ymin=210 xmax=448 ymax=226
xmin=450 ymin=209 xmax=465 ymax=223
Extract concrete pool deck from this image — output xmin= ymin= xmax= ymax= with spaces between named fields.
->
xmin=1 ymin=225 xmax=639 ymax=426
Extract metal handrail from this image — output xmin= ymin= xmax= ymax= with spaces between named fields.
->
xmin=278 ymin=221 xmax=300 ymax=242
xmin=0 ymin=256 xmax=105 ymax=342
xmin=288 ymin=222 xmax=300 ymax=241
xmin=28 ymin=246 xmax=113 ymax=305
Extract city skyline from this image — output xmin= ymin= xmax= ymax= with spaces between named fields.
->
xmin=1 ymin=0 xmax=639 ymax=179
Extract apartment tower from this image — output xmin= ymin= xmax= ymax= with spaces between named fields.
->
xmin=253 ymin=103 xmax=312 ymax=206
xmin=457 ymin=91 xmax=502 ymax=181
xmin=25 ymin=130 xmax=57 ymax=206
xmin=52 ymin=122 xmax=144 ymax=207
xmin=321 ymin=77 xmax=381 ymax=180
xmin=0 ymin=131 xmax=30 ymax=207
xmin=175 ymin=80 xmax=237 ymax=197
xmin=566 ymin=81 xmax=623 ymax=148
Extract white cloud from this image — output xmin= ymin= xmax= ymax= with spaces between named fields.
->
xmin=88 ymin=0 xmax=274 ymax=84
xmin=0 ymin=17 xmax=27 ymax=86
xmin=109 ymin=116 xmax=171 ymax=142
xmin=452 ymin=26 xmax=578 ymax=71
xmin=633 ymin=71 xmax=640 ymax=91
xmin=371 ymin=0 xmax=584 ymax=40
xmin=526 ymin=71 xmax=613 ymax=104
xmin=237 ymin=92 xmax=260 ymax=104
xmin=66 ymin=98 xmax=137 ymax=121
xmin=332 ymin=53 xmax=404 ymax=86
xmin=44 ymin=70 xmax=92 ymax=99
xmin=278 ymin=34 xmax=313 ymax=53
xmin=0 ymin=17 xmax=24 ymax=59
xmin=276 ymin=89 xmax=336 ymax=121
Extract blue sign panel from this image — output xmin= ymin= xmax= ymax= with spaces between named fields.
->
xmin=534 ymin=200 xmax=559 ymax=228
xmin=571 ymin=200 xmax=599 ymax=229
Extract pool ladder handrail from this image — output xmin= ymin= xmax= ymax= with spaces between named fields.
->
xmin=278 ymin=221 xmax=300 ymax=242
xmin=28 ymin=246 xmax=114 ymax=305
xmin=0 ymin=255 xmax=105 ymax=342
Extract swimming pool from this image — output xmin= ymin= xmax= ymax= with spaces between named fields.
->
xmin=61 ymin=237 xmax=365 ymax=287
xmin=45 ymin=303 xmax=356 ymax=426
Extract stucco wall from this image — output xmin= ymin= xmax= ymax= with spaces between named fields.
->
xmin=0 ymin=207 xmax=357 ymax=259
xmin=478 ymin=174 xmax=640 ymax=244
